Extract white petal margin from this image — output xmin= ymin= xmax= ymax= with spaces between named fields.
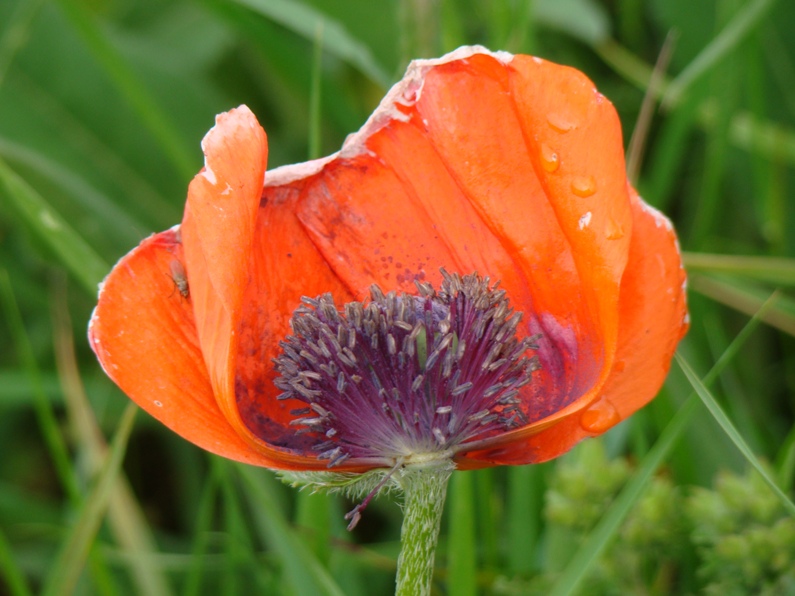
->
xmin=263 ymin=46 xmax=515 ymax=188
xmin=638 ymin=196 xmax=674 ymax=232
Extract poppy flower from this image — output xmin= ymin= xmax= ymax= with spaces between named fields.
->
xmin=89 ymin=46 xmax=687 ymax=476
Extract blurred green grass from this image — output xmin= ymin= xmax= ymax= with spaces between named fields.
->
xmin=1 ymin=0 xmax=794 ymax=594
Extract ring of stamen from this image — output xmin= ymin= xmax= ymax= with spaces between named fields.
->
xmin=272 ymin=270 xmax=541 ymax=468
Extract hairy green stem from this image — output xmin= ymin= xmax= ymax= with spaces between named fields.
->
xmin=395 ymin=460 xmax=455 ymax=596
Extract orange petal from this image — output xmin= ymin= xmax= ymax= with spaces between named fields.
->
xmin=180 ymin=106 xmax=322 ymax=469
xmin=505 ymin=54 xmax=634 ymax=414
xmin=590 ymin=189 xmax=688 ymax=422
xmin=232 ymin=182 xmax=357 ymax=456
xmin=180 ymin=107 xmax=367 ymax=470
xmin=180 ymin=105 xmax=264 ymax=441
xmin=290 ymin=49 xmax=635 ymax=428
xmin=97 ymin=49 xmax=686 ymax=474
xmin=413 ymin=52 xmax=630 ymax=419
xmin=456 ymin=187 xmax=687 ymax=467
xmin=88 ymin=229 xmax=277 ymax=466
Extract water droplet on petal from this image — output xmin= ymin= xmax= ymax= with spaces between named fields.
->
xmin=539 ymin=144 xmax=560 ymax=172
xmin=154 ymin=400 xmax=163 ymax=408
xmin=606 ymin=219 xmax=625 ymax=240
xmin=571 ymin=176 xmax=596 ymax=197
xmin=580 ymin=398 xmax=620 ymax=433
xmin=547 ymin=112 xmax=576 ymax=133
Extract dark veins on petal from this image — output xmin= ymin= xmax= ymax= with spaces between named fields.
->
xmin=270 ymin=271 xmax=542 ymax=467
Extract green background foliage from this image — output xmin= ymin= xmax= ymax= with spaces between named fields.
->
xmin=1 ymin=0 xmax=794 ymax=593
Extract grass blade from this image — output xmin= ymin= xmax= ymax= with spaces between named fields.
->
xmin=662 ymin=0 xmax=778 ymax=108
xmin=41 ymin=402 xmax=138 ymax=596
xmin=675 ymin=353 xmax=795 ymax=518
xmin=237 ymin=465 xmax=345 ymax=596
xmin=217 ymin=461 xmax=274 ymax=589
xmin=474 ymin=469 xmax=498 ymax=572
xmin=778 ymin=427 xmax=795 ymax=492
xmin=295 ymin=490 xmax=332 ymax=564
xmin=182 ymin=465 xmax=220 ymax=596
xmin=684 ymin=252 xmax=795 ymax=286
xmin=1 ymin=270 xmax=120 ymax=593
xmin=689 ymin=274 xmax=795 ymax=336
xmin=550 ymin=292 xmax=779 ymax=594
xmin=730 ymin=110 xmax=795 ymax=165
xmin=231 ymin=0 xmax=391 ymax=88
xmin=308 ymin=20 xmax=324 ymax=161
xmin=447 ymin=470 xmax=476 ymax=596
xmin=535 ymin=0 xmax=611 ymax=45
xmin=0 ymin=525 xmax=33 ymax=596
xmin=626 ymin=30 xmax=676 ymax=184
xmin=0 ymin=138 xmax=145 ymax=247
xmin=0 ymin=0 xmax=43 ymax=86
xmin=399 ymin=0 xmax=440 ymax=64
xmin=550 ymin=397 xmax=700 ymax=596
xmin=0 ymin=269 xmax=79 ymax=502
xmin=507 ymin=464 xmax=543 ymax=575
xmin=54 ymin=0 xmax=196 ymax=180
xmin=52 ymin=283 xmax=172 ymax=596
xmin=598 ymin=40 xmax=795 ymax=168
xmin=0 ymin=159 xmax=108 ymax=294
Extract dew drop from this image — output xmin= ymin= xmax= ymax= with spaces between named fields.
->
xmin=154 ymin=400 xmax=163 ymax=408
xmin=547 ymin=112 xmax=576 ymax=133
xmin=605 ymin=219 xmax=625 ymax=240
xmin=580 ymin=398 xmax=620 ymax=433
xmin=571 ymin=176 xmax=596 ymax=197
xmin=539 ymin=144 xmax=560 ymax=172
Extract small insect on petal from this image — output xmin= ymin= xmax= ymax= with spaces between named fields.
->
xmin=169 ymin=259 xmax=190 ymax=299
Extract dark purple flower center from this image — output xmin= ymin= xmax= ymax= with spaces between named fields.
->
xmin=273 ymin=271 xmax=540 ymax=468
